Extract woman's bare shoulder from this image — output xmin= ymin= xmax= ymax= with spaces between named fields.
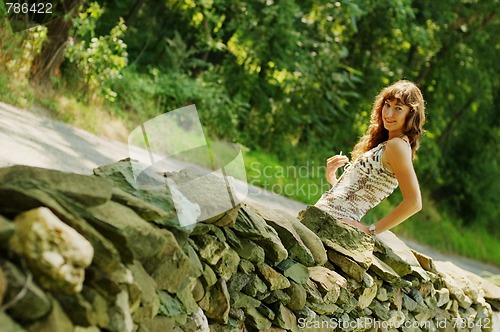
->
xmin=385 ymin=137 xmax=412 ymax=160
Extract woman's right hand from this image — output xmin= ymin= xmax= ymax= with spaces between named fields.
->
xmin=326 ymin=154 xmax=350 ymax=185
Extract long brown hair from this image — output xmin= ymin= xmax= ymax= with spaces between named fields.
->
xmin=351 ymin=80 xmax=426 ymax=161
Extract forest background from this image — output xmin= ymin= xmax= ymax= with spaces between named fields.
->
xmin=0 ymin=0 xmax=499 ymax=267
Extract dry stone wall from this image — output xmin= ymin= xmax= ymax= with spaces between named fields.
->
xmin=0 ymin=159 xmax=499 ymax=332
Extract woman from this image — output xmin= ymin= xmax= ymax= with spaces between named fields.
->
xmin=315 ymin=80 xmax=426 ymax=235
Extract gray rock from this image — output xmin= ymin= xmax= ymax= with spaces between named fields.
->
xmin=88 ymin=201 xmax=168 ymax=262
xmin=257 ymin=263 xmax=291 ymax=291
xmin=244 ymin=306 xmax=272 ymax=330
xmin=247 ymin=203 xmax=315 ymax=266
xmin=0 ymin=165 xmax=112 ymax=206
xmin=328 ymin=250 xmax=367 ymax=283
xmin=192 ymin=234 xmax=230 ymax=266
xmin=1 ymin=261 xmax=52 ymax=321
xmin=0 ymin=311 xmax=27 ymax=332
xmin=143 ymin=230 xmax=193 ymax=293
xmin=231 ymin=204 xmax=288 ymax=263
xmin=276 ymin=259 xmax=310 ymax=284
xmin=0 ymin=215 xmax=14 ymax=245
xmin=94 ymin=159 xmax=179 ymax=227
xmin=308 ymin=266 xmax=347 ymax=300
xmin=0 ymin=186 xmax=121 ymax=274
xmin=369 ymin=255 xmax=400 ymax=283
xmin=298 ymin=206 xmax=373 ymax=268
xmin=214 ymin=247 xmax=240 ymax=281
xmin=198 ymin=279 xmax=230 ymax=324
xmin=11 ymin=206 xmax=93 ymax=290
xmin=284 ymin=280 xmax=307 ymax=311
xmin=128 ymin=260 xmax=159 ymax=323
xmin=224 ymin=228 xmax=265 ymax=264
xmin=157 ymin=291 xmax=187 ymax=326
xmin=374 ymin=231 xmax=422 ymax=277
xmin=230 ymin=291 xmax=261 ymax=309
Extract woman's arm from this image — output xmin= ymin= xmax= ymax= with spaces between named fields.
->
xmin=368 ymin=138 xmax=422 ymax=234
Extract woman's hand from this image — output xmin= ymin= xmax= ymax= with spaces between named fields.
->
xmin=339 ymin=219 xmax=370 ymax=235
xmin=326 ymin=154 xmax=349 ymax=185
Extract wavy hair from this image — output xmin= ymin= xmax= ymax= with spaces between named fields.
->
xmin=351 ymin=80 xmax=426 ymax=161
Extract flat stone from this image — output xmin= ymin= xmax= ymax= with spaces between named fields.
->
xmin=257 ymin=263 xmax=291 ymax=291
xmin=357 ymin=284 xmax=378 ymax=310
xmin=284 ymin=280 xmax=307 ymax=311
xmin=110 ymin=186 xmax=169 ymax=223
xmin=198 ymin=279 xmax=230 ymax=324
xmin=368 ymin=299 xmax=391 ymax=321
xmin=94 ymin=159 xmax=179 ymax=228
xmin=224 ymin=227 xmax=265 ymax=264
xmin=433 ymin=261 xmax=476 ymax=308
xmin=128 ymin=260 xmax=159 ymax=323
xmin=262 ymin=289 xmax=291 ymax=305
xmin=369 ymin=255 xmax=400 ymax=283
xmin=231 ymin=204 xmax=288 ymax=263
xmin=88 ymin=201 xmax=168 ymax=262
xmin=247 ymin=203 xmax=315 ymax=266
xmin=242 ymin=274 xmax=268 ymax=297
xmin=273 ymin=303 xmax=298 ymax=331
xmin=176 ymin=279 xmax=200 ymax=316
xmin=0 ymin=215 xmax=14 ymax=245
xmin=192 ymin=234 xmax=230 ymax=266
xmin=308 ymin=266 xmax=347 ymax=296
xmin=244 ymin=307 xmax=272 ymax=330
xmin=230 ymin=291 xmax=261 ymax=309
xmin=1 ymin=261 xmax=52 ymax=321
xmin=0 ymin=311 xmax=27 ymax=332
xmin=298 ymin=206 xmax=373 ymax=268
xmin=0 ymin=165 xmax=112 ymax=206
xmin=328 ymin=250 xmax=367 ymax=283
xmin=143 ymin=230 xmax=194 ymax=293
xmin=107 ymin=290 xmax=134 ymax=332
xmin=436 ymin=288 xmax=450 ymax=307
xmin=214 ymin=247 xmax=240 ymax=281
xmin=411 ymin=250 xmax=437 ymax=273
xmin=275 ymin=259 xmax=309 ymax=284
xmin=290 ymin=212 xmax=328 ymax=265
xmin=374 ymin=231 xmax=421 ymax=276
xmin=157 ymin=291 xmax=187 ymax=326
xmin=164 ymin=167 xmax=242 ymax=225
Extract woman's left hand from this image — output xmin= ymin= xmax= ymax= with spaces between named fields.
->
xmin=339 ymin=219 xmax=370 ymax=235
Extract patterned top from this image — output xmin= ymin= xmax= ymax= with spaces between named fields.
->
xmin=315 ymin=141 xmax=398 ymax=221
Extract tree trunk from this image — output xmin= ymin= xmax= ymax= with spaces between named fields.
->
xmin=29 ymin=0 xmax=83 ymax=85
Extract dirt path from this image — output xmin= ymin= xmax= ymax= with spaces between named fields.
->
xmin=1 ymin=101 xmax=499 ymax=278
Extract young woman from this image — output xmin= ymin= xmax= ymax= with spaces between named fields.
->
xmin=315 ymin=80 xmax=426 ymax=235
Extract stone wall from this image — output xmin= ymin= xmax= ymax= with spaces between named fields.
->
xmin=0 ymin=159 xmax=499 ymax=332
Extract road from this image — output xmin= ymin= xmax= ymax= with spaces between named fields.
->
xmin=1 ymin=101 xmax=499 ymax=278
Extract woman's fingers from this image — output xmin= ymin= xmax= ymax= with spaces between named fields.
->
xmin=326 ymin=155 xmax=349 ymax=168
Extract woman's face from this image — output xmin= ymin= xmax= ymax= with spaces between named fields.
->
xmin=382 ymin=98 xmax=411 ymax=134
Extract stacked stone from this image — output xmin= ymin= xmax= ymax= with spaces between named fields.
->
xmin=0 ymin=160 xmax=499 ymax=332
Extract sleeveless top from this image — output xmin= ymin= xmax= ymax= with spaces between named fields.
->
xmin=315 ymin=141 xmax=399 ymax=222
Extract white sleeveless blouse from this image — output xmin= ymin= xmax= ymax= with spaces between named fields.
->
xmin=315 ymin=142 xmax=398 ymax=222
